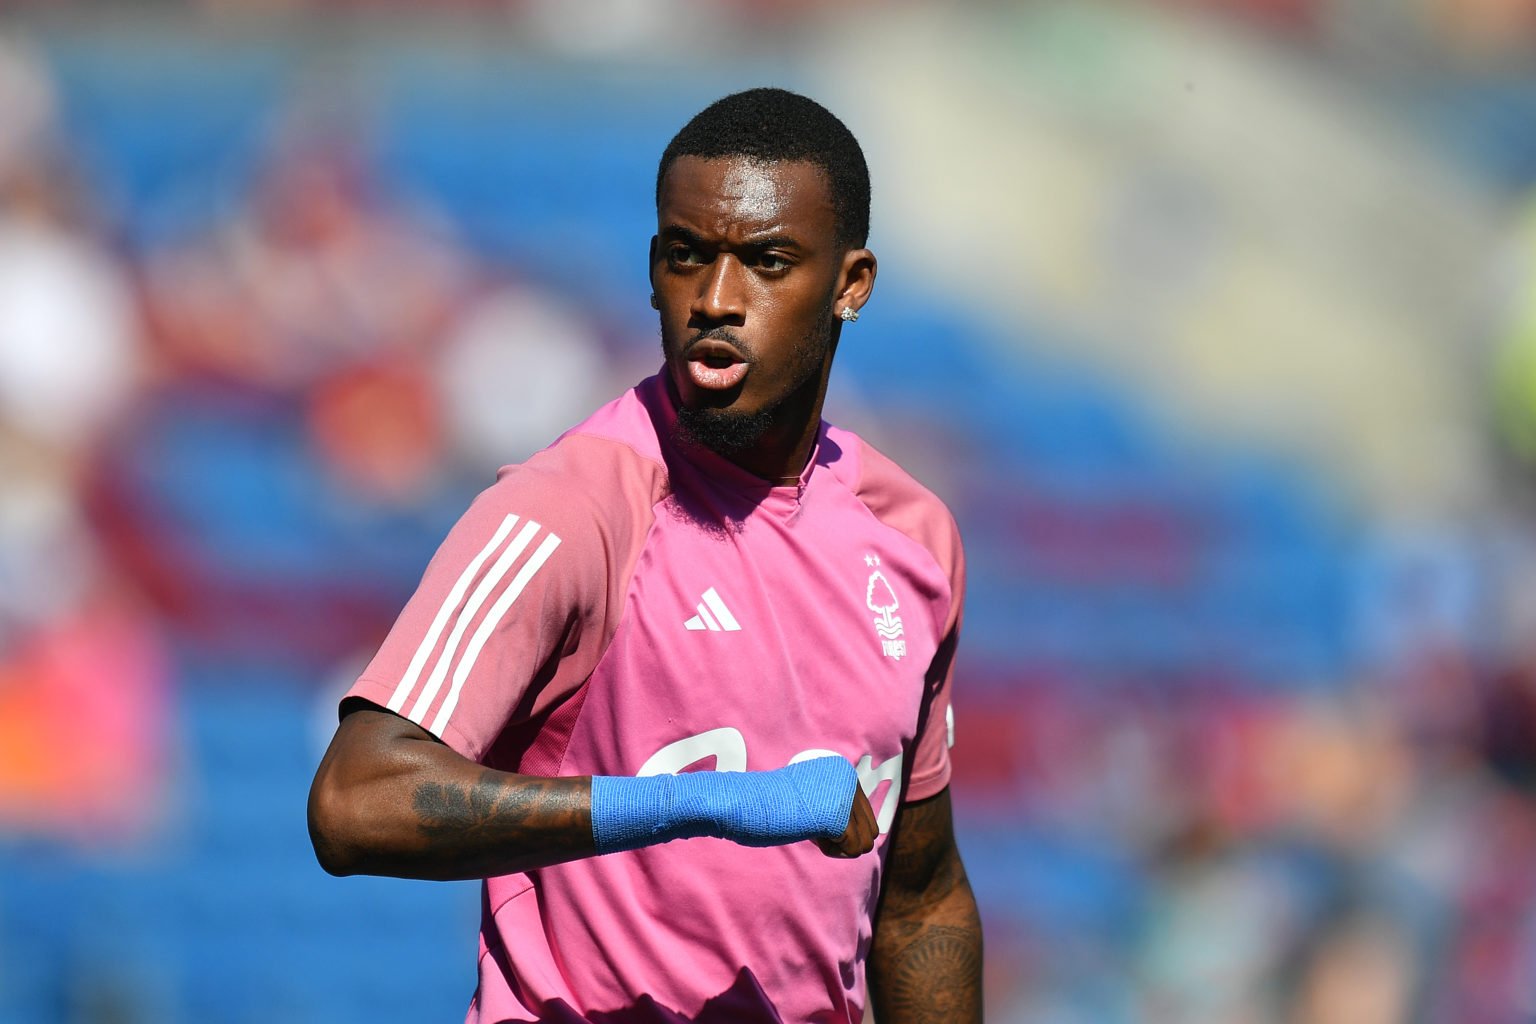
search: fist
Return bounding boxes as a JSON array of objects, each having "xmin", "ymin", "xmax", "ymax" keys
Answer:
[{"xmin": 815, "ymin": 784, "xmax": 876, "ymax": 859}]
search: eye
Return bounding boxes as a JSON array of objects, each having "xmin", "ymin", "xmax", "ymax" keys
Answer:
[
  {"xmin": 759, "ymin": 253, "xmax": 791, "ymax": 272},
  {"xmin": 668, "ymin": 244, "xmax": 703, "ymax": 267}
]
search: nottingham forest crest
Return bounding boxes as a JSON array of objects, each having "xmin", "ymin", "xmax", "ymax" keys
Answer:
[{"xmin": 863, "ymin": 554, "xmax": 906, "ymax": 660}]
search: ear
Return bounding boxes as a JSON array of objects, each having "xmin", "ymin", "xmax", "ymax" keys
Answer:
[
  {"xmin": 834, "ymin": 247, "xmax": 878, "ymax": 319},
  {"xmin": 648, "ymin": 234, "xmax": 660, "ymax": 290}
]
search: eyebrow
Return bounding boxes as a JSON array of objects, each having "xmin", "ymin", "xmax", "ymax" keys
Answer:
[
  {"xmin": 659, "ymin": 226, "xmax": 804, "ymax": 251},
  {"xmin": 742, "ymin": 235, "xmax": 802, "ymax": 251}
]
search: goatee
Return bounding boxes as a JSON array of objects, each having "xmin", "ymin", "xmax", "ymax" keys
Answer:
[{"xmin": 675, "ymin": 402, "xmax": 776, "ymax": 456}]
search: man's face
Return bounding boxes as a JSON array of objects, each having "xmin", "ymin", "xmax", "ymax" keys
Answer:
[{"xmin": 651, "ymin": 156, "xmax": 846, "ymax": 461}]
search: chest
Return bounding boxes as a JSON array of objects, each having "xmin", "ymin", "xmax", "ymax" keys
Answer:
[{"xmin": 574, "ymin": 493, "xmax": 947, "ymax": 805}]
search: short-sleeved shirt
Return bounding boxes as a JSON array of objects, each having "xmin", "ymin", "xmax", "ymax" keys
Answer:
[{"xmin": 346, "ymin": 373, "xmax": 964, "ymax": 1024}]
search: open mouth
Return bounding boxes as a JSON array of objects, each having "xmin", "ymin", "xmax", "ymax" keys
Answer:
[{"xmin": 685, "ymin": 339, "xmax": 750, "ymax": 391}]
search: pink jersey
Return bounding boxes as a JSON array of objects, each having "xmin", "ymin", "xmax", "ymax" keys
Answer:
[{"xmin": 346, "ymin": 373, "xmax": 964, "ymax": 1024}]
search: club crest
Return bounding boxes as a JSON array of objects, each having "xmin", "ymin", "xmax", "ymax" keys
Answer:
[{"xmin": 863, "ymin": 555, "xmax": 906, "ymax": 660}]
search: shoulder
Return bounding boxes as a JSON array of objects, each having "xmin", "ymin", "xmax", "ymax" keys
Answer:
[
  {"xmin": 473, "ymin": 386, "xmax": 671, "ymax": 549},
  {"xmin": 826, "ymin": 425, "xmax": 963, "ymax": 577}
]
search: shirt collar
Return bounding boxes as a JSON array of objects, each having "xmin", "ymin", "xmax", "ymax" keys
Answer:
[{"xmin": 640, "ymin": 372, "xmax": 824, "ymax": 511}]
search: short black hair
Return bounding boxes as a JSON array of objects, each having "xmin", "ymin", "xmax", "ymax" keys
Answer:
[{"xmin": 656, "ymin": 87, "xmax": 871, "ymax": 248}]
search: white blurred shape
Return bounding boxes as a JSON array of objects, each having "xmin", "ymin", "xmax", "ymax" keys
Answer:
[
  {"xmin": 0, "ymin": 221, "xmax": 141, "ymax": 449},
  {"xmin": 522, "ymin": 0, "xmax": 687, "ymax": 55},
  {"xmin": 438, "ymin": 288, "xmax": 609, "ymax": 465}
]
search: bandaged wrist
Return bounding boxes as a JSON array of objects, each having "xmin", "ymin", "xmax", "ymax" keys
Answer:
[{"xmin": 589, "ymin": 755, "xmax": 859, "ymax": 854}]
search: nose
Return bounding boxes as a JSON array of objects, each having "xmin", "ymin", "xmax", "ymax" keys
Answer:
[{"xmin": 690, "ymin": 254, "xmax": 747, "ymax": 326}]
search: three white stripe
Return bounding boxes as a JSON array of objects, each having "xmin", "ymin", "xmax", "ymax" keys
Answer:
[{"xmin": 386, "ymin": 513, "xmax": 561, "ymax": 733}]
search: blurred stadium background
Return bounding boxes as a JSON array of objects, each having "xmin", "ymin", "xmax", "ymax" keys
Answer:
[{"xmin": 3, "ymin": 0, "xmax": 1536, "ymax": 1020}]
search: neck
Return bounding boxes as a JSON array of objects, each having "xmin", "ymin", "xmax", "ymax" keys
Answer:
[
  {"xmin": 739, "ymin": 330, "xmax": 841, "ymax": 482},
  {"xmin": 730, "ymin": 419, "xmax": 820, "ymax": 484},
  {"xmin": 665, "ymin": 366, "xmax": 830, "ymax": 485}
]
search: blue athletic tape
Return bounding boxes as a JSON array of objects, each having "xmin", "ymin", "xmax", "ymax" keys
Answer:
[{"xmin": 590, "ymin": 755, "xmax": 860, "ymax": 854}]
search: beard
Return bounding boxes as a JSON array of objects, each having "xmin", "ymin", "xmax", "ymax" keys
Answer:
[
  {"xmin": 669, "ymin": 305, "xmax": 837, "ymax": 459},
  {"xmin": 675, "ymin": 401, "xmax": 777, "ymax": 457}
]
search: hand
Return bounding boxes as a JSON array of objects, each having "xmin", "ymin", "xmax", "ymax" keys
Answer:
[{"xmin": 815, "ymin": 783, "xmax": 876, "ymax": 858}]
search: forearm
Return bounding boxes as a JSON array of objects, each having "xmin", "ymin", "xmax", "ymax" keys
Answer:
[
  {"xmin": 868, "ymin": 788, "xmax": 983, "ymax": 1023},
  {"xmin": 308, "ymin": 708, "xmax": 595, "ymax": 880},
  {"xmin": 868, "ymin": 875, "xmax": 983, "ymax": 1023},
  {"xmin": 308, "ymin": 705, "xmax": 872, "ymax": 880}
]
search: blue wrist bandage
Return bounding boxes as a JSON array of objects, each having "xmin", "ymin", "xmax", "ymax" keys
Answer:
[{"xmin": 590, "ymin": 755, "xmax": 860, "ymax": 854}]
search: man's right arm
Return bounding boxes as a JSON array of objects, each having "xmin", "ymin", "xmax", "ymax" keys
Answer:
[
  {"xmin": 308, "ymin": 704, "xmax": 597, "ymax": 880},
  {"xmin": 307, "ymin": 702, "xmax": 877, "ymax": 880}
]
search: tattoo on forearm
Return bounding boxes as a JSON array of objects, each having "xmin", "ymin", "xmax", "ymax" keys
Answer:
[
  {"xmin": 414, "ymin": 774, "xmax": 530, "ymax": 839},
  {"xmin": 878, "ymin": 923, "xmax": 984, "ymax": 1024},
  {"xmin": 410, "ymin": 772, "xmax": 592, "ymax": 868},
  {"xmin": 871, "ymin": 789, "xmax": 984, "ymax": 1023}
]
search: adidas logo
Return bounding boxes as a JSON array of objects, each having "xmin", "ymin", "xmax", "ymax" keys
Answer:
[{"xmin": 684, "ymin": 587, "xmax": 741, "ymax": 632}]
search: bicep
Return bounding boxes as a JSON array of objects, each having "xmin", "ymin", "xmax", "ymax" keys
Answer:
[
  {"xmin": 309, "ymin": 703, "xmax": 462, "ymax": 857},
  {"xmin": 322, "ymin": 700, "xmax": 452, "ymax": 780}
]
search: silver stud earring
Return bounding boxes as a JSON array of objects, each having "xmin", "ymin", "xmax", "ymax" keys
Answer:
[
  {"xmin": 839, "ymin": 307, "xmax": 859, "ymax": 323},
  {"xmin": 650, "ymin": 293, "xmax": 660, "ymax": 310}
]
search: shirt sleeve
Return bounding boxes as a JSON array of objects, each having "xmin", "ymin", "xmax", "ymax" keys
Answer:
[
  {"xmin": 903, "ymin": 517, "xmax": 965, "ymax": 804},
  {"xmin": 344, "ymin": 457, "xmax": 620, "ymax": 763}
]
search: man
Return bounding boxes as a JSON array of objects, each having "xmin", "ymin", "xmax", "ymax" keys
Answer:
[{"xmin": 308, "ymin": 87, "xmax": 982, "ymax": 1023}]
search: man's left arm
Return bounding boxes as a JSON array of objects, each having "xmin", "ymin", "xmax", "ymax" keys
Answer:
[{"xmin": 868, "ymin": 786, "xmax": 983, "ymax": 1023}]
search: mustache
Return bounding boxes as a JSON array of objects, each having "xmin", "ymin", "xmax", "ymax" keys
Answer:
[{"xmin": 686, "ymin": 326, "xmax": 752, "ymax": 358}]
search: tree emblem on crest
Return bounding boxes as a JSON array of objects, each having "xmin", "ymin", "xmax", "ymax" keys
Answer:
[{"xmin": 866, "ymin": 571, "xmax": 904, "ymax": 641}]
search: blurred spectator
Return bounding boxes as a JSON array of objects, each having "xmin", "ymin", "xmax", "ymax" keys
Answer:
[
  {"xmin": 0, "ymin": 183, "xmax": 140, "ymax": 453},
  {"xmin": 142, "ymin": 122, "xmax": 470, "ymax": 398},
  {"xmin": 99, "ymin": 100, "xmax": 630, "ymax": 674},
  {"xmin": 0, "ymin": 37, "xmax": 139, "ymax": 458},
  {"xmin": 0, "ymin": 35, "xmax": 169, "ymax": 842}
]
